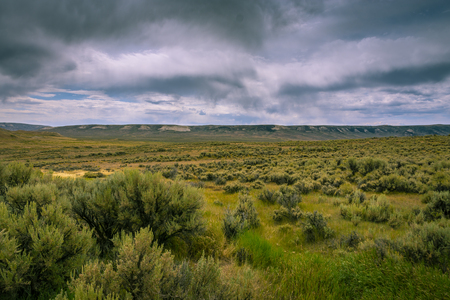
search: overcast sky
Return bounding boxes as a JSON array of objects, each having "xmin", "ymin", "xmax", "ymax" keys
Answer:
[{"xmin": 1, "ymin": 0, "xmax": 450, "ymax": 126}]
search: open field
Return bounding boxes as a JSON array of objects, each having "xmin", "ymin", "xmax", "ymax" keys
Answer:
[{"xmin": 1, "ymin": 129, "xmax": 450, "ymax": 299}]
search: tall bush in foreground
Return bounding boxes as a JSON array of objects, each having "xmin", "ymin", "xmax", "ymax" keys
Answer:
[
  {"xmin": 57, "ymin": 228, "xmax": 245, "ymax": 300},
  {"xmin": 70, "ymin": 169, "xmax": 205, "ymax": 256},
  {"xmin": 0, "ymin": 162, "xmax": 40, "ymax": 198},
  {"xmin": 0, "ymin": 202, "xmax": 94, "ymax": 299}
]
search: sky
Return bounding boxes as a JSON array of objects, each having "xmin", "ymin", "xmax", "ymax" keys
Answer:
[{"xmin": 1, "ymin": 0, "xmax": 450, "ymax": 126}]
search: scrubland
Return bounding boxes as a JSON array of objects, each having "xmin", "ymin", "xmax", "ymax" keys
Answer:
[{"xmin": 1, "ymin": 134, "xmax": 450, "ymax": 299}]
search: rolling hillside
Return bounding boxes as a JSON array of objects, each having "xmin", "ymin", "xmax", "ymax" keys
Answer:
[{"xmin": 1, "ymin": 123, "xmax": 450, "ymax": 142}]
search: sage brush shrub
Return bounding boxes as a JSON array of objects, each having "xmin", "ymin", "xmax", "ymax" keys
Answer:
[
  {"xmin": 0, "ymin": 202, "xmax": 94, "ymax": 299},
  {"xmin": 346, "ymin": 189, "xmax": 366, "ymax": 204},
  {"xmin": 422, "ymin": 191, "xmax": 450, "ymax": 220},
  {"xmin": 340, "ymin": 195, "xmax": 395, "ymax": 224},
  {"xmin": 257, "ymin": 188, "xmax": 281, "ymax": 204},
  {"xmin": 235, "ymin": 194, "xmax": 261, "ymax": 229},
  {"xmin": 302, "ymin": 211, "xmax": 334, "ymax": 242},
  {"xmin": 222, "ymin": 194, "xmax": 260, "ymax": 239},
  {"xmin": 273, "ymin": 185, "xmax": 303, "ymax": 222},
  {"xmin": 0, "ymin": 162, "xmax": 40, "ymax": 197},
  {"xmin": 396, "ymin": 223, "xmax": 450, "ymax": 271},
  {"xmin": 250, "ymin": 179, "xmax": 265, "ymax": 189},
  {"xmin": 70, "ymin": 169, "xmax": 205, "ymax": 256},
  {"xmin": 58, "ymin": 228, "xmax": 240, "ymax": 300},
  {"xmin": 4, "ymin": 183, "xmax": 59, "ymax": 214},
  {"xmin": 293, "ymin": 179, "xmax": 315, "ymax": 194},
  {"xmin": 321, "ymin": 184, "xmax": 340, "ymax": 196},
  {"xmin": 223, "ymin": 182, "xmax": 246, "ymax": 194},
  {"xmin": 214, "ymin": 176, "xmax": 227, "ymax": 185}
]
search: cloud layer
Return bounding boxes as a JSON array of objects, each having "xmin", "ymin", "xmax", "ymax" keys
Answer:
[{"xmin": 1, "ymin": 0, "xmax": 450, "ymax": 125}]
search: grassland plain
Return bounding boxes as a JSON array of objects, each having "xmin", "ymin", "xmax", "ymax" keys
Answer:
[{"xmin": 1, "ymin": 128, "xmax": 450, "ymax": 299}]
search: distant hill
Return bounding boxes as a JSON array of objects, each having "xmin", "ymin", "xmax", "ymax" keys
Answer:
[
  {"xmin": 0, "ymin": 123, "xmax": 49, "ymax": 131},
  {"xmin": 1, "ymin": 123, "xmax": 449, "ymax": 142},
  {"xmin": 0, "ymin": 128, "xmax": 62, "ymax": 140}
]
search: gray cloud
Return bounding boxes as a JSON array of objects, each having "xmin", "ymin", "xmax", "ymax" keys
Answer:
[{"xmin": 1, "ymin": 0, "xmax": 450, "ymax": 125}]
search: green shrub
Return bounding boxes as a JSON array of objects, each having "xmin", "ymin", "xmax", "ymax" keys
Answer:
[
  {"xmin": 347, "ymin": 157, "xmax": 358, "ymax": 175},
  {"xmin": 268, "ymin": 172, "xmax": 296, "ymax": 185},
  {"xmin": 331, "ymin": 231, "xmax": 364, "ymax": 249},
  {"xmin": 273, "ymin": 186, "xmax": 303, "ymax": 222},
  {"xmin": 365, "ymin": 195, "xmax": 394, "ymax": 223},
  {"xmin": 222, "ymin": 194, "xmax": 260, "ymax": 240},
  {"xmin": 257, "ymin": 188, "xmax": 280, "ymax": 204},
  {"xmin": 302, "ymin": 211, "xmax": 334, "ymax": 242},
  {"xmin": 346, "ymin": 189, "xmax": 366, "ymax": 204},
  {"xmin": 293, "ymin": 180, "xmax": 315, "ymax": 194},
  {"xmin": 83, "ymin": 171, "xmax": 105, "ymax": 178},
  {"xmin": 339, "ymin": 182, "xmax": 353, "ymax": 196},
  {"xmin": 396, "ymin": 223, "xmax": 450, "ymax": 271},
  {"xmin": 250, "ymin": 179, "xmax": 265, "ymax": 189},
  {"xmin": 0, "ymin": 162, "xmax": 40, "ymax": 197},
  {"xmin": 388, "ymin": 212, "xmax": 403, "ymax": 229},
  {"xmin": 222, "ymin": 209, "xmax": 246, "ymax": 240},
  {"xmin": 223, "ymin": 182, "xmax": 247, "ymax": 194},
  {"xmin": 0, "ymin": 202, "xmax": 94, "ymax": 299},
  {"xmin": 430, "ymin": 171, "xmax": 450, "ymax": 191},
  {"xmin": 358, "ymin": 157, "xmax": 388, "ymax": 176},
  {"xmin": 341, "ymin": 195, "xmax": 395, "ymax": 224},
  {"xmin": 70, "ymin": 170, "xmax": 205, "ymax": 256},
  {"xmin": 59, "ymin": 227, "xmax": 245, "ymax": 299},
  {"xmin": 321, "ymin": 184, "xmax": 340, "ymax": 196},
  {"xmin": 214, "ymin": 176, "xmax": 227, "ymax": 185},
  {"xmin": 423, "ymin": 191, "xmax": 450, "ymax": 220},
  {"xmin": 234, "ymin": 194, "xmax": 260, "ymax": 229}
]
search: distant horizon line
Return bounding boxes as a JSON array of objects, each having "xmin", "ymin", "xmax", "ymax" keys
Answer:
[{"xmin": 1, "ymin": 122, "xmax": 450, "ymax": 128}]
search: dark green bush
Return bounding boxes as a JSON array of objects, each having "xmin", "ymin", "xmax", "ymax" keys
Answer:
[
  {"xmin": 250, "ymin": 179, "xmax": 265, "ymax": 189},
  {"xmin": 0, "ymin": 202, "xmax": 94, "ymax": 299},
  {"xmin": 303, "ymin": 211, "xmax": 334, "ymax": 242},
  {"xmin": 214, "ymin": 176, "xmax": 227, "ymax": 185},
  {"xmin": 273, "ymin": 185, "xmax": 303, "ymax": 222},
  {"xmin": 257, "ymin": 188, "xmax": 280, "ymax": 204},
  {"xmin": 0, "ymin": 162, "xmax": 40, "ymax": 197},
  {"xmin": 358, "ymin": 157, "xmax": 388, "ymax": 176},
  {"xmin": 346, "ymin": 189, "xmax": 366, "ymax": 204},
  {"xmin": 70, "ymin": 169, "xmax": 205, "ymax": 256},
  {"xmin": 341, "ymin": 231, "xmax": 364, "ymax": 249},
  {"xmin": 321, "ymin": 184, "xmax": 340, "ymax": 196},
  {"xmin": 222, "ymin": 194, "xmax": 260, "ymax": 239},
  {"xmin": 341, "ymin": 195, "xmax": 395, "ymax": 224},
  {"xmin": 57, "ymin": 227, "xmax": 237, "ymax": 299},
  {"xmin": 223, "ymin": 182, "xmax": 247, "ymax": 194},
  {"xmin": 396, "ymin": 223, "xmax": 450, "ymax": 272},
  {"xmin": 82, "ymin": 171, "xmax": 105, "ymax": 178},
  {"xmin": 422, "ymin": 191, "xmax": 450, "ymax": 220},
  {"xmin": 4, "ymin": 183, "xmax": 59, "ymax": 214},
  {"xmin": 293, "ymin": 179, "xmax": 315, "ymax": 194}
]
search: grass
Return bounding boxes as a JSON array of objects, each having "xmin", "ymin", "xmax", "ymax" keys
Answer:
[{"xmin": 2, "ymin": 133, "xmax": 450, "ymax": 299}]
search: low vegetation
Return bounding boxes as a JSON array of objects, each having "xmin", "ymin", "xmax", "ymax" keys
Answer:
[{"xmin": 1, "ymin": 134, "xmax": 450, "ymax": 299}]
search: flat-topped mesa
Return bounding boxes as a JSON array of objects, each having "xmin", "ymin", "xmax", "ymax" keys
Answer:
[{"xmin": 158, "ymin": 125, "xmax": 191, "ymax": 132}]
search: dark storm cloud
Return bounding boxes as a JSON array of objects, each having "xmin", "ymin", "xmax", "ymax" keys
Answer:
[
  {"xmin": 0, "ymin": 0, "xmax": 321, "ymax": 48},
  {"xmin": 278, "ymin": 62, "xmax": 450, "ymax": 97},
  {"xmin": 1, "ymin": 0, "xmax": 450, "ymax": 125},
  {"xmin": 0, "ymin": 0, "xmax": 322, "ymax": 101},
  {"xmin": 367, "ymin": 63, "xmax": 450, "ymax": 86},
  {"xmin": 107, "ymin": 75, "xmax": 249, "ymax": 100},
  {"xmin": 324, "ymin": 0, "xmax": 450, "ymax": 40}
]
